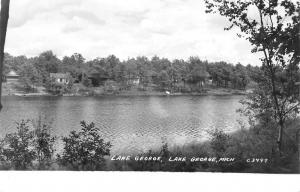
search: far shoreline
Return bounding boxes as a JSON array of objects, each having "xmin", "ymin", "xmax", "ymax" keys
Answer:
[{"xmin": 2, "ymin": 88, "xmax": 249, "ymax": 97}]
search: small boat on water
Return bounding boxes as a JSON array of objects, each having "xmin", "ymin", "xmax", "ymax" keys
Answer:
[
  {"xmin": 165, "ymin": 91, "xmax": 171, "ymax": 95},
  {"xmin": 13, "ymin": 93, "xmax": 49, "ymax": 97},
  {"xmin": 13, "ymin": 93, "xmax": 27, "ymax": 97}
]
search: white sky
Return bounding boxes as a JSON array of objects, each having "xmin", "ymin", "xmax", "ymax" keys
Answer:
[{"xmin": 5, "ymin": 0, "xmax": 261, "ymax": 65}]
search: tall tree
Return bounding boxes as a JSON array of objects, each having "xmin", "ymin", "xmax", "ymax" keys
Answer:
[
  {"xmin": 205, "ymin": 0, "xmax": 300, "ymax": 151},
  {"xmin": 0, "ymin": 0, "xmax": 10, "ymax": 111},
  {"xmin": 61, "ymin": 53, "xmax": 85, "ymax": 82}
]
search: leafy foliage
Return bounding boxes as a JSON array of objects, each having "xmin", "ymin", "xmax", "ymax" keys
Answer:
[
  {"xmin": 32, "ymin": 117, "xmax": 56, "ymax": 169},
  {"xmin": 1, "ymin": 120, "xmax": 36, "ymax": 170},
  {"xmin": 0, "ymin": 118, "xmax": 56, "ymax": 170},
  {"xmin": 57, "ymin": 121, "xmax": 112, "ymax": 170},
  {"xmin": 205, "ymin": 0, "xmax": 300, "ymax": 151}
]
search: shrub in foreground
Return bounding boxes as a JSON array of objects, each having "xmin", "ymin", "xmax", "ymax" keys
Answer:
[
  {"xmin": 57, "ymin": 121, "xmax": 112, "ymax": 171},
  {"xmin": 1, "ymin": 120, "xmax": 36, "ymax": 170},
  {"xmin": 32, "ymin": 117, "xmax": 56, "ymax": 169},
  {"xmin": 0, "ymin": 119, "xmax": 56, "ymax": 170}
]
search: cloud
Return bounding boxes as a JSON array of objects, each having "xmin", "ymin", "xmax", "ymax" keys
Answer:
[
  {"xmin": 62, "ymin": 10, "xmax": 106, "ymax": 25},
  {"xmin": 62, "ymin": 25, "xmax": 83, "ymax": 33},
  {"xmin": 5, "ymin": 0, "xmax": 261, "ymax": 65},
  {"xmin": 115, "ymin": 10, "xmax": 148, "ymax": 25}
]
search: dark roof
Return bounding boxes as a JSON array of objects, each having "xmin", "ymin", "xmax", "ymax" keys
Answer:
[
  {"xmin": 6, "ymin": 70, "xmax": 20, "ymax": 77},
  {"xmin": 50, "ymin": 73, "xmax": 69, "ymax": 79},
  {"xmin": 87, "ymin": 69, "xmax": 109, "ymax": 78}
]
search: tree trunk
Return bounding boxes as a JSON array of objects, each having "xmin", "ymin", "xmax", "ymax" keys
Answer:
[
  {"xmin": 0, "ymin": 0, "xmax": 10, "ymax": 112},
  {"xmin": 277, "ymin": 118, "xmax": 284, "ymax": 152},
  {"xmin": 269, "ymin": 68, "xmax": 285, "ymax": 152}
]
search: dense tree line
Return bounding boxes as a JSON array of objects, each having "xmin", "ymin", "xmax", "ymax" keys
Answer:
[{"xmin": 3, "ymin": 51, "xmax": 260, "ymax": 93}]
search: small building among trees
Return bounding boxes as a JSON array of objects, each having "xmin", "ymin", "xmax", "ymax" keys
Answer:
[
  {"xmin": 127, "ymin": 76, "xmax": 140, "ymax": 86},
  {"xmin": 4, "ymin": 70, "xmax": 20, "ymax": 83},
  {"xmin": 50, "ymin": 73, "xmax": 71, "ymax": 84}
]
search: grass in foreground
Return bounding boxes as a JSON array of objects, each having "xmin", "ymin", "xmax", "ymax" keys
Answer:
[{"xmin": 0, "ymin": 118, "xmax": 298, "ymax": 172}]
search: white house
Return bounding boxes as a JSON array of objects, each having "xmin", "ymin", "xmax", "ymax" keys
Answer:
[{"xmin": 50, "ymin": 73, "xmax": 70, "ymax": 84}]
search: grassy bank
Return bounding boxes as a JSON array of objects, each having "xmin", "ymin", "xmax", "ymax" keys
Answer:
[
  {"xmin": 0, "ymin": 118, "xmax": 298, "ymax": 172},
  {"xmin": 108, "ymin": 120, "xmax": 299, "ymax": 173}
]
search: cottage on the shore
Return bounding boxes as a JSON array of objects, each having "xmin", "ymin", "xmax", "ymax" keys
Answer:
[
  {"xmin": 50, "ymin": 73, "xmax": 71, "ymax": 84},
  {"xmin": 5, "ymin": 70, "xmax": 20, "ymax": 83},
  {"xmin": 205, "ymin": 72, "xmax": 213, "ymax": 86},
  {"xmin": 127, "ymin": 76, "xmax": 140, "ymax": 86}
]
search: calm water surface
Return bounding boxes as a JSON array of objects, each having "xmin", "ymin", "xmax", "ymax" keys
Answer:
[{"xmin": 0, "ymin": 95, "xmax": 246, "ymax": 153}]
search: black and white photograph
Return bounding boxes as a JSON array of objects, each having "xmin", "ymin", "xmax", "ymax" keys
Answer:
[{"xmin": 0, "ymin": 0, "xmax": 299, "ymax": 173}]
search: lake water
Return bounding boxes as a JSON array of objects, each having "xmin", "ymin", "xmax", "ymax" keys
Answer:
[{"xmin": 0, "ymin": 95, "xmax": 246, "ymax": 154}]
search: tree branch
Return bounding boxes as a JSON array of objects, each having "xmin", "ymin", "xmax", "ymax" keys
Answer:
[{"xmin": 283, "ymin": 103, "xmax": 300, "ymax": 120}]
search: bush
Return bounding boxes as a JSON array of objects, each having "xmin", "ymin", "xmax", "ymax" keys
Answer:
[
  {"xmin": 0, "ymin": 119, "xmax": 56, "ymax": 170},
  {"xmin": 1, "ymin": 120, "xmax": 36, "ymax": 170},
  {"xmin": 205, "ymin": 120, "xmax": 298, "ymax": 173},
  {"xmin": 209, "ymin": 129, "xmax": 230, "ymax": 155},
  {"xmin": 32, "ymin": 117, "xmax": 56, "ymax": 169},
  {"xmin": 82, "ymin": 76, "xmax": 92, "ymax": 87},
  {"xmin": 57, "ymin": 121, "xmax": 112, "ymax": 170},
  {"xmin": 45, "ymin": 79, "xmax": 73, "ymax": 95}
]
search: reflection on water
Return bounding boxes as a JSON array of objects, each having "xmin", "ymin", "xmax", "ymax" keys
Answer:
[{"xmin": 0, "ymin": 95, "xmax": 246, "ymax": 153}]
